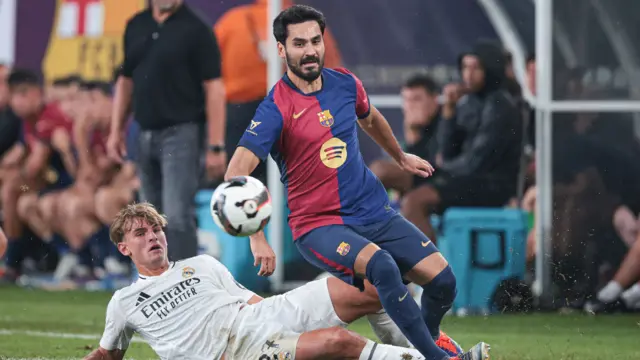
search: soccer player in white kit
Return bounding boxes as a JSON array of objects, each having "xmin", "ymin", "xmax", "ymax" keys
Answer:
[{"xmin": 83, "ymin": 203, "xmax": 437, "ymax": 360}]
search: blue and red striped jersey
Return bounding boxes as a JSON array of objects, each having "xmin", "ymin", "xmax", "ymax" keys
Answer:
[{"xmin": 238, "ymin": 68, "xmax": 394, "ymax": 239}]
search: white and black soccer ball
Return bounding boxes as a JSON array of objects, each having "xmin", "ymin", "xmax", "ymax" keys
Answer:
[{"xmin": 210, "ymin": 176, "xmax": 272, "ymax": 237}]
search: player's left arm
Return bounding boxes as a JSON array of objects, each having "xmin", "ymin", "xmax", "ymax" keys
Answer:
[
  {"xmin": 208, "ymin": 255, "xmax": 263, "ymax": 303},
  {"xmin": 89, "ymin": 296, "xmax": 133, "ymax": 360},
  {"xmin": 357, "ymin": 106, "xmax": 405, "ymax": 165},
  {"xmin": 350, "ymin": 72, "xmax": 434, "ymax": 177}
]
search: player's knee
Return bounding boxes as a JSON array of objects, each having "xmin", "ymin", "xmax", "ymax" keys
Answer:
[
  {"xmin": 423, "ymin": 265, "xmax": 457, "ymax": 304},
  {"xmin": 16, "ymin": 194, "xmax": 37, "ymax": 220},
  {"xmin": 38, "ymin": 196, "xmax": 57, "ymax": 223},
  {"xmin": 324, "ymin": 327, "xmax": 360, "ymax": 355},
  {"xmin": 365, "ymin": 249, "xmax": 401, "ymax": 286}
]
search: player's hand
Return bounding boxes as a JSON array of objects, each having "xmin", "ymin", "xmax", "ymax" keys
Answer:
[
  {"xmin": 399, "ymin": 152, "xmax": 435, "ymax": 178},
  {"xmin": 249, "ymin": 232, "xmax": 276, "ymax": 276},
  {"xmin": 106, "ymin": 132, "xmax": 127, "ymax": 164},
  {"xmin": 206, "ymin": 150, "xmax": 227, "ymax": 181},
  {"xmin": 442, "ymin": 83, "xmax": 465, "ymax": 109}
]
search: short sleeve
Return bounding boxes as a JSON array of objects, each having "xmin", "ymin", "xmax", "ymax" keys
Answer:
[
  {"xmin": 99, "ymin": 295, "xmax": 134, "ymax": 351},
  {"xmin": 35, "ymin": 105, "xmax": 72, "ymax": 143},
  {"xmin": 333, "ymin": 68, "xmax": 370, "ymax": 119},
  {"xmin": 237, "ymin": 99, "xmax": 284, "ymax": 161},
  {"xmin": 193, "ymin": 24, "xmax": 222, "ymax": 81},
  {"xmin": 353, "ymin": 74, "xmax": 371, "ymax": 119},
  {"xmin": 207, "ymin": 256, "xmax": 256, "ymax": 302}
]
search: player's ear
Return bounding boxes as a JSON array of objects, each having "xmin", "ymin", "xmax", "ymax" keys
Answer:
[
  {"xmin": 277, "ymin": 42, "xmax": 286, "ymax": 59},
  {"xmin": 117, "ymin": 242, "xmax": 131, "ymax": 257}
]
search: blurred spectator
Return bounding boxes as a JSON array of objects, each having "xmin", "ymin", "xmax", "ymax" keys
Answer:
[
  {"xmin": 370, "ymin": 74, "xmax": 440, "ymax": 194},
  {"xmin": 402, "ymin": 40, "xmax": 522, "ymax": 240},
  {"xmin": 108, "ymin": 0, "xmax": 225, "ymax": 260},
  {"xmin": 504, "ymin": 51, "xmax": 522, "ymax": 99},
  {"xmin": 214, "ymin": 0, "xmax": 342, "ymax": 184},
  {"xmin": 2, "ymin": 69, "xmax": 72, "ymax": 282},
  {"xmin": 0, "ymin": 64, "xmax": 22, "ymax": 158},
  {"xmin": 525, "ymin": 53, "xmax": 536, "ymax": 96},
  {"xmin": 45, "ymin": 74, "xmax": 82, "ymax": 104}
]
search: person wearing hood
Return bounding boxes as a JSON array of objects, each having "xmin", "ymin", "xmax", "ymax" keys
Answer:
[
  {"xmin": 402, "ymin": 40, "xmax": 523, "ymax": 240},
  {"xmin": 214, "ymin": 0, "xmax": 342, "ymax": 184}
]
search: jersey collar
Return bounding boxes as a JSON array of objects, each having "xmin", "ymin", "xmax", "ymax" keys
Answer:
[
  {"xmin": 138, "ymin": 261, "xmax": 176, "ymax": 280},
  {"xmin": 282, "ymin": 72, "xmax": 325, "ymax": 97}
]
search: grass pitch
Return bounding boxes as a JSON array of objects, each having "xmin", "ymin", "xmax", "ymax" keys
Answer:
[{"xmin": 0, "ymin": 287, "xmax": 638, "ymax": 359}]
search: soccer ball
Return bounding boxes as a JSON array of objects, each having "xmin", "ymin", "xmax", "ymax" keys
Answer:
[{"xmin": 210, "ymin": 176, "xmax": 272, "ymax": 237}]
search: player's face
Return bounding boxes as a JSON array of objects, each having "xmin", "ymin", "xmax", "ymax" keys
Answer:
[
  {"xmin": 461, "ymin": 55, "xmax": 485, "ymax": 92},
  {"xmin": 10, "ymin": 85, "xmax": 42, "ymax": 119},
  {"xmin": 152, "ymin": 0, "xmax": 181, "ymax": 12},
  {"xmin": 118, "ymin": 218, "xmax": 168, "ymax": 268},
  {"xmin": 401, "ymin": 87, "xmax": 438, "ymax": 123},
  {"xmin": 279, "ymin": 21, "xmax": 325, "ymax": 82}
]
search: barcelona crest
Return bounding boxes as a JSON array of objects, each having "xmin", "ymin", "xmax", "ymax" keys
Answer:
[
  {"xmin": 336, "ymin": 242, "xmax": 351, "ymax": 256},
  {"xmin": 317, "ymin": 110, "xmax": 334, "ymax": 128}
]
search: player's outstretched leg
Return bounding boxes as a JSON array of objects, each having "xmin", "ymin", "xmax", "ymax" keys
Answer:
[
  {"xmin": 368, "ymin": 215, "xmax": 462, "ymax": 354},
  {"xmin": 295, "ymin": 326, "xmax": 430, "ymax": 360},
  {"xmin": 296, "ymin": 226, "xmax": 451, "ymax": 360},
  {"xmin": 359, "ymin": 245, "xmax": 451, "ymax": 360}
]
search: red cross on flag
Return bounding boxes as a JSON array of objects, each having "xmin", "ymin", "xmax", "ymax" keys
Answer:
[{"xmin": 57, "ymin": 0, "xmax": 104, "ymax": 38}]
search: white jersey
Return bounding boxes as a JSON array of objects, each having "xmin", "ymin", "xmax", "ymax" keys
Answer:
[{"xmin": 99, "ymin": 255, "xmax": 255, "ymax": 360}]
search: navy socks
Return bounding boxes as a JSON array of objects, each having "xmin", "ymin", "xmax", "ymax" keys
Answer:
[
  {"xmin": 421, "ymin": 265, "xmax": 457, "ymax": 339},
  {"xmin": 366, "ymin": 250, "xmax": 450, "ymax": 360}
]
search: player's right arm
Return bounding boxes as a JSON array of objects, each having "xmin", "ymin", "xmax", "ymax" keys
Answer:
[
  {"xmin": 224, "ymin": 99, "xmax": 284, "ymax": 180},
  {"xmin": 224, "ymin": 99, "xmax": 284, "ymax": 277},
  {"xmin": 85, "ymin": 295, "xmax": 133, "ymax": 360}
]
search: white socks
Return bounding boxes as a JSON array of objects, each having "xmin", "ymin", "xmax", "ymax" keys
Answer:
[
  {"xmin": 621, "ymin": 283, "xmax": 640, "ymax": 308},
  {"xmin": 598, "ymin": 281, "xmax": 640, "ymax": 308},
  {"xmin": 367, "ymin": 309, "xmax": 414, "ymax": 348},
  {"xmin": 597, "ymin": 281, "xmax": 623, "ymax": 303},
  {"xmin": 359, "ymin": 339, "xmax": 426, "ymax": 360}
]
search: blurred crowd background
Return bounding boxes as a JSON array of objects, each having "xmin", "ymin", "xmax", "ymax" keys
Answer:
[{"xmin": 1, "ymin": 0, "xmax": 640, "ymax": 314}]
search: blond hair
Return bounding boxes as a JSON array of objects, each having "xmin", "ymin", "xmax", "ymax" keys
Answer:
[{"xmin": 109, "ymin": 202, "xmax": 168, "ymax": 245}]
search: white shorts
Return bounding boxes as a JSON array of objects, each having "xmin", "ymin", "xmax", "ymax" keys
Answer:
[{"xmin": 224, "ymin": 278, "xmax": 347, "ymax": 360}]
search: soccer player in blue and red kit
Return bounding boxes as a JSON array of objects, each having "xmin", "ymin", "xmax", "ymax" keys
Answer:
[{"xmin": 226, "ymin": 5, "xmax": 489, "ymax": 360}]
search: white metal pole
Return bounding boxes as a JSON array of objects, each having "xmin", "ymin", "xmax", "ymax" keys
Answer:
[
  {"xmin": 534, "ymin": 0, "xmax": 554, "ymax": 304},
  {"xmin": 266, "ymin": 0, "xmax": 284, "ymax": 292}
]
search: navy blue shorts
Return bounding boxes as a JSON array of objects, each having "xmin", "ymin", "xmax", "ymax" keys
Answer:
[{"xmin": 295, "ymin": 214, "xmax": 439, "ymax": 291}]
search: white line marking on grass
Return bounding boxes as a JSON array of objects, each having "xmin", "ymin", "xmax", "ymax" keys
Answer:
[{"xmin": 0, "ymin": 328, "xmax": 146, "ymax": 343}]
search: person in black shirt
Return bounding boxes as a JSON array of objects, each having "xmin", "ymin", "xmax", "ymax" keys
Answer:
[
  {"xmin": 0, "ymin": 64, "xmax": 21, "ymax": 158},
  {"xmin": 369, "ymin": 74, "xmax": 441, "ymax": 194},
  {"xmin": 402, "ymin": 41, "xmax": 522, "ymax": 241},
  {"xmin": 107, "ymin": 0, "xmax": 225, "ymax": 260}
]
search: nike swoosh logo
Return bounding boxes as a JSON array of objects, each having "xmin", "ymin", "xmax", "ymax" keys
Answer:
[
  {"xmin": 421, "ymin": 240, "xmax": 431, "ymax": 247},
  {"xmin": 293, "ymin": 108, "xmax": 308, "ymax": 119},
  {"xmin": 399, "ymin": 292, "xmax": 409, "ymax": 302}
]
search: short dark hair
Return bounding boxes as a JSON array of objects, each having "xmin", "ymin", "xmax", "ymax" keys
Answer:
[
  {"xmin": 273, "ymin": 4, "xmax": 326, "ymax": 44},
  {"xmin": 82, "ymin": 80, "xmax": 112, "ymax": 97},
  {"xmin": 7, "ymin": 69, "xmax": 41, "ymax": 90},
  {"xmin": 403, "ymin": 74, "xmax": 439, "ymax": 95},
  {"xmin": 52, "ymin": 74, "xmax": 84, "ymax": 87},
  {"xmin": 66, "ymin": 74, "xmax": 84, "ymax": 86}
]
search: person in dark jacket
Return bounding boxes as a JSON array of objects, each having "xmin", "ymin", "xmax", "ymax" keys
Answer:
[{"xmin": 402, "ymin": 40, "xmax": 522, "ymax": 240}]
